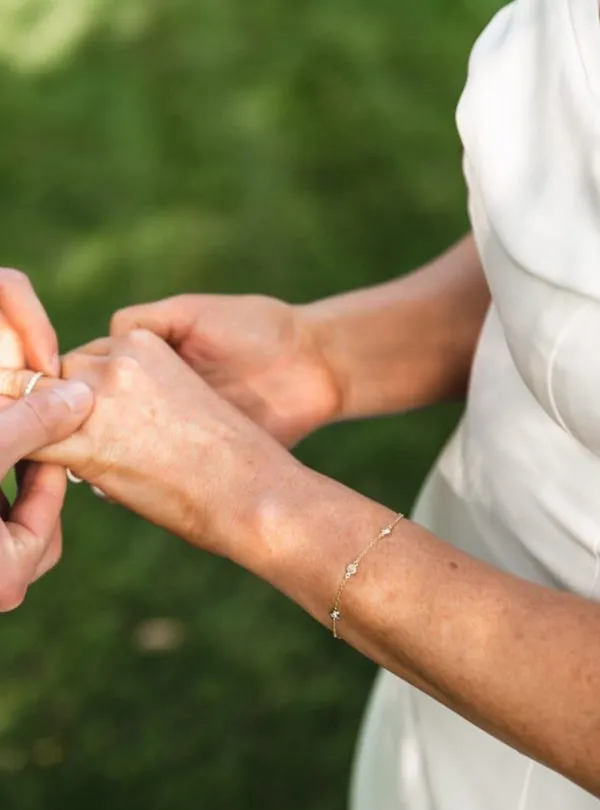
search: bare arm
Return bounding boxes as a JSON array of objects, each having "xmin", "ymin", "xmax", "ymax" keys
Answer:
[
  {"xmin": 108, "ymin": 234, "xmax": 489, "ymax": 446},
  {"xmin": 9, "ymin": 264, "xmax": 598, "ymax": 793},
  {"xmin": 229, "ymin": 467, "xmax": 600, "ymax": 798},
  {"xmin": 305, "ymin": 233, "xmax": 490, "ymax": 420}
]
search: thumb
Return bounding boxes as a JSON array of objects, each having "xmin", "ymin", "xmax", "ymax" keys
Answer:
[{"xmin": 0, "ymin": 381, "xmax": 93, "ymax": 477}]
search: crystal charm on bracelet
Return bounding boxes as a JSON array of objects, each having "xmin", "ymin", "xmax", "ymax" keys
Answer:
[{"xmin": 329, "ymin": 513, "xmax": 405, "ymax": 640}]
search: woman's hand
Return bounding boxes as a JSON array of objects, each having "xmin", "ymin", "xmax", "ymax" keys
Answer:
[
  {"xmin": 110, "ymin": 295, "xmax": 342, "ymax": 447},
  {"xmin": 110, "ymin": 240, "xmax": 491, "ymax": 435},
  {"xmin": 1, "ymin": 330, "xmax": 296, "ymax": 557}
]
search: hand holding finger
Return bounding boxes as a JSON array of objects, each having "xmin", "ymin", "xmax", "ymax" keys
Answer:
[
  {"xmin": 0, "ymin": 380, "xmax": 93, "ymax": 477},
  {"xmin": 0, "ymin": 331, "xmax": 287, "ymax": 561},
  {"xmin": 0, "ymin": 382, "xmax": 93, "ymax": 611},
  {"xmin": 0, "ymin": 270, "xmax": 73, "ymax": 611}
]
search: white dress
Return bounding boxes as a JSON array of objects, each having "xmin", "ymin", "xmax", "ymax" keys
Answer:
[{"xmin": 350, "ymin": 1, "xmax": 600, "ymax": 808}]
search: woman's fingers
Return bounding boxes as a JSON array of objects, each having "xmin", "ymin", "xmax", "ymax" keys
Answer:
[
  {"xmin": 26, "ymin": 432, "xmax": 91, "ymax": 472},
  {"xmin": 0, "ymin": 368, "xmax": 47, "ymax": 398},
  {"xmin": 0, "ymin": 364, "xmax": 102, "ymax": 474},
  {"xmin": 0, "ymin": 357, "xmax": 106, "ymax": 399},
  {"xmin": 68, "ymin": 338, "xmax": 110, "ymax": 357},
  {"xmin": 110, "ymin": 296, "xmax": 198, "ymax": 344},
  {"xmin": 0, "ymin": 381, "xmax": 93, "ymax": 478}
]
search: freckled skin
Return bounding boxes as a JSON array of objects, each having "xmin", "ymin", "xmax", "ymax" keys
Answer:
[{"xmin": 24, "ymin": 330, "xmax": 291, "ymax": 557}]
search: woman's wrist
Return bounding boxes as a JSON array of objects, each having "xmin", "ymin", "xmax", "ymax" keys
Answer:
[
  {"xmin": 290, "ymin": 300, "xmax": 347, "ymax": 427},
  {"xmin": 229, "ymin": 455, "xmax": 396, "ymax": 625},
  {"xmin": 177, "ymin": 422, "xmax": 312, "ymax": 568},
  {"xmin": 297, "ymin": 236, "xmax": 490, "ymax": 422},
  {"xmin": 299, "ymin": 285, "xmax": 433, "ymax": 421},
  {"xmin": 297, "ymin": 297, "xmax": 356, "ymax": 424}
]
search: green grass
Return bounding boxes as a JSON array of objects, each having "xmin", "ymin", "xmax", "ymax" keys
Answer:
[{"xmin": 0, "ymin": 1, "xmax": 500, "ymax": 808}]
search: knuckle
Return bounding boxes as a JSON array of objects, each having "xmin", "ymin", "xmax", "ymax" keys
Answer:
[
  {"xmin": 60, "ymin": 355, "xmax": 75, "ymax": 379},
  {"xmin": 60, "ymin": 352, "xmax": 85, "ymax": 380},
  {"xmin": 110, "ymin": 355, "xmax": 141, "ymax": 389},
  {"xmin": 128, "ymin": 328, "xmax": 156, "ymax": 350},
  {"xmin": 110, "ymin": 308, "xmax": 131, "ymax": 335}
]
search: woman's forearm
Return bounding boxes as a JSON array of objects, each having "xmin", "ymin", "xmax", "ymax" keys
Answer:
[
  {"xmin": 303, "ymin": 234, "xmax": 490, "ymax": 420},
  {"xmin": 233, "ymin": 464, "xmax": 600, "ymax": 797}
]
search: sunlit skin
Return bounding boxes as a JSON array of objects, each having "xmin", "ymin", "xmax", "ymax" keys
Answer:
[
  {"xmin": 0, "ymin": 269, "xmax": 94, "ymax": 610},
  {"xmin": 0, "ymin": 236, "xmax": 598, "ymax": 795}
]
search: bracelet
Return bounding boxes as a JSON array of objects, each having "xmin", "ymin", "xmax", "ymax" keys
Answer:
[{"xmin": 329, "ymin": 512, "xmax": 405, "ymax": 639}]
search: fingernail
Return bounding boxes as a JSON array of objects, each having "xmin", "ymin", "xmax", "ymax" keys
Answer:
[{"xmin": 53, "ymin": 381, "xmax": 93, "ymax": 414}]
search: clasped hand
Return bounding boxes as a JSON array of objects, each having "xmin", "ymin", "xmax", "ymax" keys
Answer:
[{"xmin": 0, "ymin": 279, "xmax": 338, "ymax": 612}]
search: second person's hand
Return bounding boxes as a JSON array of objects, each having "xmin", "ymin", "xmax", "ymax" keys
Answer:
[
  {"xmin": 0, "ymin": 379, "xmax": 93, "ymax": 611},
  {"xmin": 110, "ymin": 295, "xmax": 342, "ymax": 447}
]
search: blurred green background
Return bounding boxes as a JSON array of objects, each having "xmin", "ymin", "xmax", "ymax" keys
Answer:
[{"xmin": 0, "ymin": 1, "xmax": 500, "ymax": 808}]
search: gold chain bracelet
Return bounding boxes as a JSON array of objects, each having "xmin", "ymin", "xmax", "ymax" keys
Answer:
[{"xmin": 329, "ymin": 513, "xmax": 405, "ymax": 639}]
